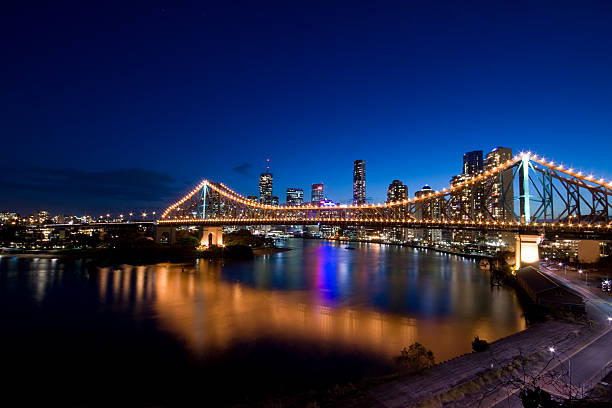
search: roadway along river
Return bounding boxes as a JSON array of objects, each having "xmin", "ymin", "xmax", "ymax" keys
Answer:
[{"xmin": 0, "ymin": 239, "xmax": 525, "ymax": 405}]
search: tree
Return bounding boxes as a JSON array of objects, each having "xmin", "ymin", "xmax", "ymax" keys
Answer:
[
  {"xmin": 472, "ymin": 336, "xmax": 489, "ymax": 352},
  {"xmin": 394, "ymin": 342, "xmax": 435, "ymax": 375},
  {"xmin": 519, "ymin": 387, "xmax": 559, "ymax": 408},
  {"xmin": 175, "ymin": 230, "xmax": 199, "ymax": 248}
]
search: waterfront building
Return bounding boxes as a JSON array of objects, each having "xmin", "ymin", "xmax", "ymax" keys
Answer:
[
  {"xmin": 286, "ymin": 188, "xmax": 304, "ymax": 206},
  {"xmin": 311, "ymin": 183, "xmax": 324, "ymax": 204},
  {"xmin": 35, "ymin": 210, "xmax": 50, "ymax": 225},
  {"xmin": 0, "ymin": 212, "xmax": 19, "ymax": 225},
  {"xmin": 386, "ymin": 180, "xmax": 408, "ymax": 203},
  {"xmin": 353, "ymin": 160, "xmax": 366, "ymax": 204}
]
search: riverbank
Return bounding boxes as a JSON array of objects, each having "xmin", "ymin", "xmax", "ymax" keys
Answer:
[
  {"xmin": 0, "ymin": 244, "xmax": 290, "ymax": 264},
  {"xmin": 253, "ymin": 247, "xmax": 292, "ymax": 255},
  {"xmin": 303, "ymin": 236, "xmax": 493, "ymax": 261},
  {"xmin": 258, "ymin": 318, "xmax": 600, "ymax": 408}
]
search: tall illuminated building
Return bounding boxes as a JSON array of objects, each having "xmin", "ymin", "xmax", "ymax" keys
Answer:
[
  {"xmin": 485, "ymin": 147, "xmax": 514, "ymax": 221},
  {"xmin": 463, "ymin": 150, "xmax": 483, "ymax": 175},
  {"xmin": 311, "ymin": 183, "xmax": 324, "ymax": 204},
  {"xmin": 386, "ymin": 180, "xmax": 408, "ymax": 203},
  {"xmin": 353, "ymin": 160, "xmax": 366, "ymax": 204},
  {"xmin": 414, "ymin": 185, "xmax": 440, "ymax": 242},
  {"xmin": 286, "ymin": 188, "xmax": 304, "ymax": 206},
  {"xmin": 259, "ymin": 158, "xmax": 273, "ymax": 204}
]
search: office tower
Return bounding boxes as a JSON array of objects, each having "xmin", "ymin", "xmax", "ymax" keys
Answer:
[
  {"xmin": 386, "ymin": 180, "xmax": 408, "ymax": 203},
  {"xmin": 353, "ymin": 160, "xmax": 366, "ymax": 204},
  {"xmin": 463, "ymin": 150, "xmax": 483, "ymax": 175},
  {"xmin": 286, "ymin": 188, "xmax": 304, "ymax": 206},
  {"xmin": 414, "ymin": 185, "xmax": 440, "ymax": 242},
  {"xmin": 270, "ymin": 196, "xmax": 279, "ymax": 206},
  {"xmin": 484, "ymin": 147, "xmax": 514, "ymax": 221},
  {"xmin": 259, "ymin": 159, "xmax": 273, "ymax": 204},
  {"xmin": 247, "ymin": 196, "xmax": 258, "ymax": 202},
  {"xmin": 311, "ymin": 183, "xmax": 324, "ymax": 204}
]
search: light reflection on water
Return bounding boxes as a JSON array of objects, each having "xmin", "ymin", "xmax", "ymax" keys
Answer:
[
  {"xmin": 88, "ymin": 239, "xmax": 525, "ymax": 362},
  {"xmin": 0, "ymin": 239, "xmax": 526, "ymax": 403}
]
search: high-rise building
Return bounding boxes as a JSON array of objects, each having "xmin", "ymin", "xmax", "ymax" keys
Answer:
[
  {"xmin": 311, "ymin": 183, "xmax": 324, "ymax": 204},
  {"xmin": 386, "ymin": 180, "xmax": 408, "ymax": 203},
  {"xmin": 286, "ymin": 188, "xmax": 304, "ymax": 206},
  {"xmin": 259, "ymin": 159, "xmax": 273, "ymax": 204},
  {"xmin": 353, "ymin": 160, "xmax": 366, "ymax": 204},
  {"xmin": 414, "ymin": 185, "xmax": 440, "ymax": 242},
  {"xmin": 463, "ymin": 150, "xmax": 483, "ymax": 175},
  {"xmin": 35, "ymin": 210, "xmax": 50, "ymax": 225},
  {"xmin": 484, "ymin": 147, "xmax": 514, "ymax": 221},
  {"xmin": 247, "ymin": 196, "xmax": 258, "ymax": 202}
]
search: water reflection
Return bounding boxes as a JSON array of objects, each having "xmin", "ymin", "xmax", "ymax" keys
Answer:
[{"xmin": 89, "ymin": 239, "xmax": 525, "ymax": 362}]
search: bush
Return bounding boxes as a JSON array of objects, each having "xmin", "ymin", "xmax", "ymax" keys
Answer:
[
  {"xmin": 394, "ymin": 342, "xmax": 435, "ymax": 375},
  {"xmin": 472, "ymin": 336, "xmax": 489, "ymax": 352}
]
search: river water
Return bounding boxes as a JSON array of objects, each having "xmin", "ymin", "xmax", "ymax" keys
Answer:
[{"xmin": 0, "ymin": 239, "xmax": 525, "ymax": 405}]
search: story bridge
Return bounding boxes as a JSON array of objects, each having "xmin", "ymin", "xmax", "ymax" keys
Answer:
[{"xmin": 156, "ymin": 153, "xmax": 612, "ymax": 268}]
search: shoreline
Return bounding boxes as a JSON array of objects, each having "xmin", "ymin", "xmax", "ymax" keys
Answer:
[{"xmin": 302, "ymin": 236, "xmax": 493, "ymax": 260}]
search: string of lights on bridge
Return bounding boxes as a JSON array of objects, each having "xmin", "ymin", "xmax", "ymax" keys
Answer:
[{"xmin": 159, "ymin": 152, "xmax": 612, "ymax": 228}]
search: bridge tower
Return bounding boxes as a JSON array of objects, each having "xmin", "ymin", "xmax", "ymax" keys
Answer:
[
  {"xmin": 514, "ymin": 234, "xmax": 541, "ymax": 271},
  {"xmin": 198, "ymin": 226, "xmax": 223, "ymax": 247},
  {"xmin": 154, "ymin": 225, "xmax": 177, "ymax": 244}
]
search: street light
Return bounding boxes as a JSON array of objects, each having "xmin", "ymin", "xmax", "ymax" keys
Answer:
[{"xmin": 578, "ymin": 269, "xmax": 587, "ymax": 284}]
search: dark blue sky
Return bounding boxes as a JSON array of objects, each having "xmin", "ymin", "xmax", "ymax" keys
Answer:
[{"xmin": 2, "ymin": 1, "xmax": 612, "ymax": 215}]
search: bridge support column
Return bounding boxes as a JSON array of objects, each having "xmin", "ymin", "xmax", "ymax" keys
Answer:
[
  {"xmin": 514, "ymin": 234, "xmax": 540, "ymax": 272},
  {"xmin": 154, "ymin": 225, "xmax": 177, "ymax": 244},
  {"xmin": 198, "ymin": 226, "xmax": 223, "ymax": 248}
]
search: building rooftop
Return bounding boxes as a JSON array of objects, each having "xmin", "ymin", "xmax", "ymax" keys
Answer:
[{"xmin": 516, "ymin": 266, "xmax": 560, "ymax": 293}]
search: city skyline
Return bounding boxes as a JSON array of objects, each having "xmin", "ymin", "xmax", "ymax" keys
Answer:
[{"xmin": 2, "ymin": 3, "xmax": 612, "ymax": 214}]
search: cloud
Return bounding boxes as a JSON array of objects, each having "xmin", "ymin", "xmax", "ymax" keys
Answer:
[
  {"xmin": 0, "ymin": 166, "xmax": 180, "ymax": 214},
  {"xmin": 232, "ymin": 162, "xmax": 253, "ymax": 176}
]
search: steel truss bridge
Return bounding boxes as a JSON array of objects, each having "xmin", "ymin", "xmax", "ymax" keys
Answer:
[{"xmin": 158, "ymin": 153, "xmax": 612, "ymax": 239}]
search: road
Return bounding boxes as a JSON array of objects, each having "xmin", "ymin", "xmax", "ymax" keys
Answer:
[{"xmin": 490, "ymin": 263, "xmax": 612, "ymax": 407}]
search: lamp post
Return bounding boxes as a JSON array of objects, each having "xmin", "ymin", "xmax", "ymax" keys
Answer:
[{"xmin": 578, "ymin": 269, "xmax": 587, "ymax": 284}]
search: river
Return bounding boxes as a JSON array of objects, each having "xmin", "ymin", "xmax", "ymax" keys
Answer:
[{"xmin": 0, "ymin": 239, "xmax": 525, "ymax": 405}]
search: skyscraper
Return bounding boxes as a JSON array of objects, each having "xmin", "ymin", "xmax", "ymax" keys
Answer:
[
  {"xmin": 484, "ymin": 147, "xmax": 514, "ymax": 221},
  {"xmin": 286, "ymin": 188, "xmax": 304, "ymax": 206},
  {"xmin": 259, "ymin": 159, "xmax": 273, "ymax": 204},
  {"xmin": 386, "ymin": 180, "xmax": 408, "ymax": 203},
  {"xmin": 414, "ymin": 185, "xmax": 440, "ymax": 242},
  {"xmin": 463, "ymin": 150, "xmax": 483, "ymax": 175},
  {"xmin": 311, "ymin": 183, "xmax": 324, "ymax": 204},
  {"xmin": 353, "ymin": 160, "xmax": 366, "ymax": 204}
]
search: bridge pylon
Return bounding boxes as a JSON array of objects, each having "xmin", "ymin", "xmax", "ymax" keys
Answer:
[
  {"xmin": 198, "ymin": 226, "xmax": 223, "ymax": 248},
  {"xmin": 514, "ymin": 234, "xmax": 541, "ymax": 272}
]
